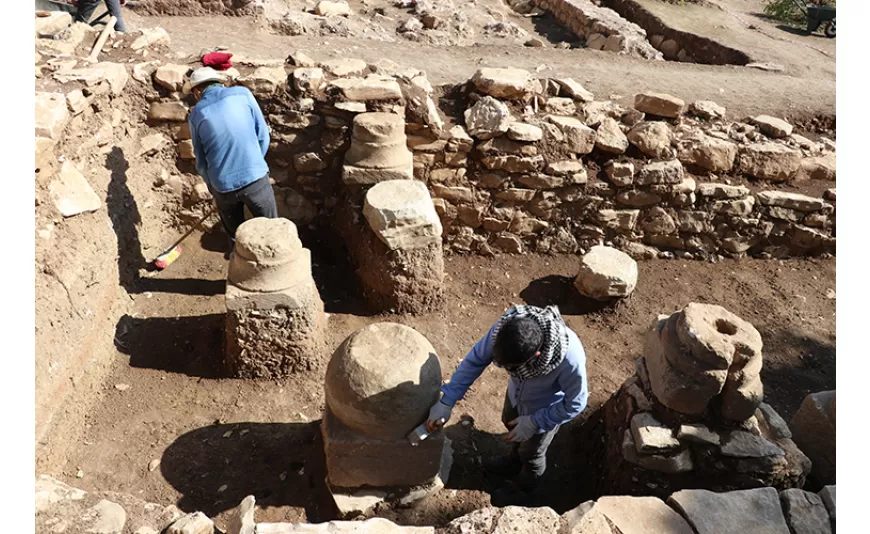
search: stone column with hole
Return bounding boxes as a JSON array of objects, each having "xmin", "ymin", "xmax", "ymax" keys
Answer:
[
  {"xmin": 322, "ymin": 323, "xmax": 452, "ymax": 517},
  {"xmin": 582, "ymin": 302, "xmax": 811, "ymax": 498},
  {"xmin": 225, "ymin": 217, "xmax": 325, "ymax": 378}
]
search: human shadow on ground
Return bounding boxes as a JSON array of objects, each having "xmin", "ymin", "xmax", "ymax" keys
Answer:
[
  {"xmin": 105, "ymin": 148, "xmax": 226, "ymax": 297},
  {"xmin": 757, "ymin": 326, "xmax": 836, "ymax": 420},
  {"xmin": 106, "ymin": 147, "xmax": 145, "ymax": 294},
  {"xmin": 520, "ymin": 275, "xmax": 619, "ymax": 316},
  {"xmin": 160, "ymin": 421, "xmax": 336, "ymax": 521},
  {"xmin": 114, "ymin": 313, "xmax": 227, "ymax": 378}
]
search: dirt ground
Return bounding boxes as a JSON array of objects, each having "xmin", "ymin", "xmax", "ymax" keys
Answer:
[{"xmin": 39, "ymin": 218, "xmax": 835, "ymax": 528}]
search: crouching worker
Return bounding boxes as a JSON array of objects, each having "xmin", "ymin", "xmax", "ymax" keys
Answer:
[{"xmin": 427, "ymin": 305, "xmax": 588, "ymax": 506}]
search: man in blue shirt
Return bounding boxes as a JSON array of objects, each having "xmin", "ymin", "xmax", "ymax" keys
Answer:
[
  {"xmin": 186, "ymin": 67, "xmax": 278, "ymax": 254},
  {"xmin": 427, "ymin": 305, "xmax": 588, "ymax": 506}
]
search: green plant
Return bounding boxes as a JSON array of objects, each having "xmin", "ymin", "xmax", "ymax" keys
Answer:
[{"xmin": 763, "ymin": 0, "xmax": 836, "ymax": 26}]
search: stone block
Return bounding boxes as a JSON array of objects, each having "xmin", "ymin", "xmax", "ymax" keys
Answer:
[
  {"xmin": 596, "ymin": 117, "xmax": 629, "ymax": 154},
  {"xmin": 752, "ymin": 115, "xmax": 793, "ymax": 138},
  {"xmin": 316, "ymin": 1, "xmax": 352, "ymax": 17},
  {"xmin": 322, "ymin": 407, "xmax": 447, "ymax": 488},
  {"xmin": 49, "ymin": 161, "xmax": 101, "ymax": 218},
  {"xmin": 36, "ymin": 92, "xmax": 70, "ymax": 140},
  {"xmin": 634, "ymin": 92, "xmax": 685, "ymax": 118},
  {"xmin": 739, "ymin": 143, "xmax": 801, "ymax": 181},
  {"xmin": 555, "ymin": 78, "xmax": 595, "ymax": 102},
  {"xmin": 228, "ymin": 218, "xmax": 310, "ymax": 293},
  {"xmin": 677, "ymin": 135, "xmax": 737, "ymax": 172},
  {"xmin": 605, "ymin": 161, "xmax": 635, "ymax": 187},
  {"xmin": 471, "ymin": 67, "xmax": 542, "ymax": 99},
  {"xmin": 721, "ymin": 431, "xmax": 784, "ymax": 458},
  {"xmin": 575, "ymin": 245, "xmax": 638, "ymax": 300},
  {"xmin": 668, "ymin": 488, "xmax": 790, "ymax": 534},
  {"xmin": 790, "ymin": 390, "xmax": 836, "ymax": 485},
  {"xmin": 756, "ymin": 191, "xmax": 829, "ymax": 212},
  {"xmin": 130, "ymin": 27, "xmax": 171, "ymax": 50},
  {"xmin": 177, "ymin": 140, "xmax": 195, "ymax": 160},
  {"xmin": 630, "ymin": 412, "xmax": 680, "ymax": 452},
  {"xmin": 226, "ymin": 495, "xmax": 255, "ymax": 534},
  {"xmin": 622, "ymin": 429, "xmax": 693, "ymax": 474},
  {"xmin": 363, "ymin": 180, "xmax": 443, "ymax": 250},
  {"xmin": 507, "ymin": 122, "xmax": 543, "ymax": 142},
  {"xmin": 239, "ymin": 66, "xmax": 288, "ymax": 95},
  {"xmin": 464, "ymin": 96, "xmax": 512, "ymax": 140},
  {"xmin": 689, "ymin": 100, "xmax": 726, "ymax": 120},
  {"xmin": 628, "ymin": 121, "xmax": 672, "ymax": 158},
  {"xmin": 66, "ymin": 90, "xmax": 88, "ymax": 116},
  {"xmin": 819, "ymin": 486, "xmax": 835, "ymax": 529},
  {"xmin": 343, "ymin": 163, "xmax": 413, "ymax": 185},
  {"xmin": 591, "ymin": 495, "xmax": 695, "ymax": 534},
  {"xmin": 154, "ymin": 64, "xmax": 190, "ymax": 92},
  {"xmin": 696, "ymin": 183, "xmax": 749, "ymax": 199},
  {"xmin": 293, "ymin": 67, "xmax": 324, "ymax": 95},
  {"xmin": 780, "ymin": 489, "xmax": 832, "ymax": 534},
  {"xmin": 546, "ymin": 115, "xmax": 597, "ymax": 154},
  {"xmin": 636, "ymin": 160, "xmax": 684, "ymax": 185},
  {"xmin": 148, "ymin": 102, "xmax": 188, "ymax": 122},
  {"xmin": 321, "ymin": 58, "xmax": 368, "ymax": 77},
  {"xmin": 330, "ymin": 76, "xmax": 402, "ymax": 101},
  {"xmin": 677, "ymin": 424, "xmax": 720, "ymax": 445},
  {"xmin": 167, "ymin": 512, "xmax": 212, "ymax": 534}
]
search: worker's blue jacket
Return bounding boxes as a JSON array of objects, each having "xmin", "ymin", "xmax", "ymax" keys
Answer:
[
  {"xmin": 440, "ymin": 322, "xmax": 588, "ymax": 433},
  {"xmin": 188, "ymin": 85, "xmax": 270, "ymax": 194}
]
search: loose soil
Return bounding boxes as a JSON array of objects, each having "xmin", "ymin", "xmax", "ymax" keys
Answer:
[{"xmin": 37, "ymin": 220, "xmax": 835, "ymax": 529}]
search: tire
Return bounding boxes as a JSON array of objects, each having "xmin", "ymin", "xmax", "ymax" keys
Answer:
[{"xmin": 824, "ymin": 20, "xmax": 836, "ymax": 38}]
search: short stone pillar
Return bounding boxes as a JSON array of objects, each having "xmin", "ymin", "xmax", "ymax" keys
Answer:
[
  {"xmin": 322, "ymin": 323, "xmax": 452, "ymax": 514},
  {"xmin": 225, "ymin": 217, "xmax": 325, "ymax": 378},
  {"xmin": 588, "ymin": 303, "xmax": 810, "ymax": 498},
  {"xmin": 342, "ymin": 112, "xmax": 414, "ymax": 185}
]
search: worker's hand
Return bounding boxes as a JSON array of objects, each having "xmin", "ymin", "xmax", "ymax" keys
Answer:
[
  {"xmin": 427, "ymin": 400, "xmax": 453, "ymax": 432},
  {"xmin": 504, "ymin": 416, "xmax": 538, "ymax": 443}
]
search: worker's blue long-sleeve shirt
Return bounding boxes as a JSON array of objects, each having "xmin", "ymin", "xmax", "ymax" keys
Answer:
[
  {"xmin": 188, "ymin": 85, "xmax": 270, "ymax": 194},
  {"xmin": 440, "ymin": 323, "xmax": 588, "ymax": 433}
]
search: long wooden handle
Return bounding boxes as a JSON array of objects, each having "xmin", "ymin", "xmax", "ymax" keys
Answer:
[
  {"xmin": 87, "ymin": 16, "xmax": 117, "ymax": 63},
  {"xmin": 161, "ymin": 205, "xmax": 218, "ymax": 254}
]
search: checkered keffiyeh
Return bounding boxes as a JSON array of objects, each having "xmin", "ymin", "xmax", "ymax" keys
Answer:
[{"xmin": 491, "ymin": 305, "xmax": 570, "ymax": 380}]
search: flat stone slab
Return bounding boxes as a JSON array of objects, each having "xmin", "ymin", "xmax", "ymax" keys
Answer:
[
  {"xmin": 757, "ymin": 403, "xmax": 792, "ymax": 439},
  {"xmin": 321, "ymin": 58, "xmax": 368, "ymax": 77},
  {"xmin": 634, "ymin": 92, "xmax": 685, "ymax": 118},
  {"xmin": 780, "ymin": 489, "xmax": 832, "ymax": 534},
  {"xmin": 53, "ymin": 62, "xmax": 130, "ymax": 96},
  {"xmin": 668, "ymin": 488, "xmax": 790, "ymax": 534},
  {"xmin": 622, "ymin": 430, "xmax": 693, "ymax": 474},
  {"xmin": 738, "ymin": 143, "xmax": 801, "ymax": 181},
  {"xmin": 756, "ymin": 191, "xmax": 829, "ymax": 212},
  {"xmin": 593, "ymin": 495, "xmax": 695, "ymax": 534},
  {"xmin": 752, "ymin": 115, "xmax": 793, "ymax": 138},
  {"xmin": 330, "ymin": 76, "xmax": 402, "ymax": 101},
  {"xmin": 630, "ymin": 412, "xmax": 680, "ymax": 452},
  {"xmin": 720, "ymin": 431, "xmax": 784, "ymax": 458},
  {"xmin": 49, "ymin": 161, "xmax": 102, "ymax": 218},
  {"xmin": 471, "ymin": 67, "xmax": 541, "ymax": 99},
  {"xmin": 677, "ymin": 424, "xmax": 720, "ymax": 446}
]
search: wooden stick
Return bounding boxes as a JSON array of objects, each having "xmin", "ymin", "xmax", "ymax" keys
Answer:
[{"xmin": 86, "ymin": 16, "xmax": 117, "ymax": 64}]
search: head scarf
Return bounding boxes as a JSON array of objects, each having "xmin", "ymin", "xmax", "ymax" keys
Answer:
[{"xmin": 491, "ymin": 305, "xmax": 570, "ymax": 380}]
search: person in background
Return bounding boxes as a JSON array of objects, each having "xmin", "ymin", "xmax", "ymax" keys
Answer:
[
  {"xmin": 74, "ymin": 0, "xmax": 127, "ymax": 33},
  {"xmin": 185, "ymin": 67, "xmax": 278, "ymax": 256},
  {"xmin": 426, "ymin": 305, "xmax": 588, "ymax": 506}
]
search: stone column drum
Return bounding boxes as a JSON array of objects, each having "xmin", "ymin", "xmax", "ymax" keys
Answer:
[
  {"xmin": 225, "ymin": 217, "xmax": 325, "ymax": 378},
  {"xmin": 322, "ymin": 323, "xmax": 452, "ymax": 490},
  {"xmin": 342, "ymin": 112, "xmax": 414, "ymax": 185}
]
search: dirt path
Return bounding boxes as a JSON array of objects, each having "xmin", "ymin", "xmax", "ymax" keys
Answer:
[
  {"xmin": 43, "ymin": 220, "xmax": 836, "ymax": 529},
  {"xmin": 122, "ymin": 10, "xmax": 835, "ymax": 120}
]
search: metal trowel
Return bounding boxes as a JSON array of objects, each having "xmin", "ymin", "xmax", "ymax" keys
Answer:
[{"xmin": 407, "ymin": 417, "xmax": 445, "ymax": 446}]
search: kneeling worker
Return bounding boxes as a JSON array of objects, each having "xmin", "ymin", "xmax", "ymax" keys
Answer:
[{"xmin": 427, "ymin": 305, "xmax": 588, "ymax": 505}]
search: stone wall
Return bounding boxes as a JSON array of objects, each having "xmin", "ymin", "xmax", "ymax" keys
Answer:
[
  {"xmin": 603, "ymin": 0, "xmax": 752, "ymax": 65},
  {"xmin": 133, "ymin": 44, "xmax": 836, "ymax": 262},
  {"xmin": 212, "ymin": 62, "xmax": 835, "ymax": 261},
  {"xmin": 534, "ymin": 0, "xmax": 664, "ymax": 59}
]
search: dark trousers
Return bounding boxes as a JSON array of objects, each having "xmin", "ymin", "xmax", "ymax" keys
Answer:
[
  {"xmin": 210, "ymin": 175, "xmax": 279, "ymax": 244},
  {"xmin": 501, "ymin": 390, "xmax": 560, "ymax": 486},
  {"xmin": 75, "ymin": 0, "xmax": 127, "ymax": 32}
]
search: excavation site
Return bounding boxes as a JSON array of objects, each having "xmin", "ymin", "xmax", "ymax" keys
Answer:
[{"xmin": 34, "ymin": 0, "xmax": 836, "ymax": 532}]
